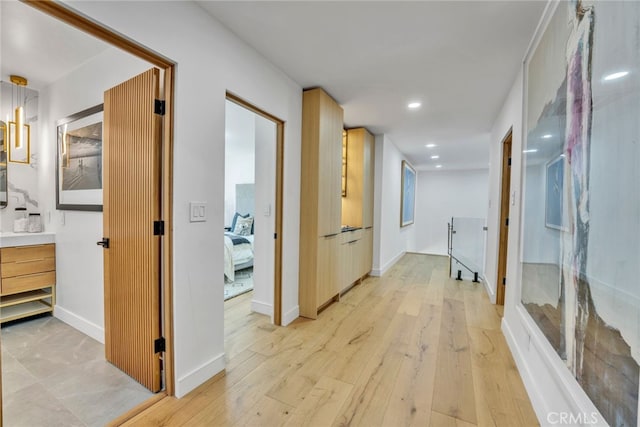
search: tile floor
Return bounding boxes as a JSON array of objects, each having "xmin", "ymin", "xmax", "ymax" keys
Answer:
[{"xmin": 1, "ymin": 315, "xmax": 154, "ymax": 427}]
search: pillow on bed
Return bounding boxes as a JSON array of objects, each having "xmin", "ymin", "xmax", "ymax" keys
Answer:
[
  {"xmin": 231, "ymin": 212, "xmax": 255, "ymax": 234},
  {"xmin": 230, "ymin": 212, "xmax": 249, "ymax": 232},
  {"xmin": 233, "ymin": 216, "xmax": 254, "ymax": 236}
]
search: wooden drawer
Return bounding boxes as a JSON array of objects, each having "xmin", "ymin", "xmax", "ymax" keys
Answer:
[
  {"xmin": 1, "ymin": 258, "xmax": 56, "ymax": 278},
  {"xmin": 1, "ymin": 244, "xmax": 55, "ymax": 264},
  {"xmin": 0, "ymin": 271, "xmax": 56, "ymax": 295}
]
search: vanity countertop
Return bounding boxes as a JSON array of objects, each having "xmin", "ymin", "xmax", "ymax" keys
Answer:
[{"xmin": 0, "ymin": 232, "xmax": 56, "ymax": 248}]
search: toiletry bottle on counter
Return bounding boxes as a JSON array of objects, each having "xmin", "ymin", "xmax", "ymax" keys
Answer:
[
  {"xmin": 28, "ymin": 213, "xmax": 42, "ymax": 233},
  {"xmin": 13, "ymin": 207, "xmax": 28, "ymax": 233}
]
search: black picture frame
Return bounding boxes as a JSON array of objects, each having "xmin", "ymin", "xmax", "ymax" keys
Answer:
[{"xmin": 56, "ymin": 104, "xmax": 104, "ymax": 211}]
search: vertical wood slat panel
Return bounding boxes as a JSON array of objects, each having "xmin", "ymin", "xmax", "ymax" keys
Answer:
[{"xmin": 104, "ymin": 68, "xmax": 162, "ymax": 392}]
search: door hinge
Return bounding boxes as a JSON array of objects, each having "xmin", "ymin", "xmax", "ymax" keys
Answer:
[
  {"xmin": 505, "ymin": 218, "xmax": 509, "ymax": 227},
  {"xmin": 154, "ymin": 220, "xmax": 165, "ymax": 236},
  {"xmin": 274, "ymin": 233, "xmax": 277, "ymax": 239},
  {"xmin": 508, "ymin": 157, "xmax": 512, "ymax": 166},
  {"xmin": 154, "ymin": 99, "xmax": 166, "ymax": 116},
  {"xmin": 154, "ymin": 337, "xmax": 166, "ymax": 353},
  {"xmin": 502, "ymin": 277, "xmax": 506, "ymax": 285}
]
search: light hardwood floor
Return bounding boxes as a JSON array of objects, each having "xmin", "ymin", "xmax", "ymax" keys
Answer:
[{"xmin": 122, "ymin": 254, "xmax": 538, "ymax": 426}]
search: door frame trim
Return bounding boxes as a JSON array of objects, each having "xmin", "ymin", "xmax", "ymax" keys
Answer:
[
  {"xmin": 496, "ymin": 128, "xmax": 513, "ymax": 306},
  {"xmin": 225, "ymin": 92, "xmax": 284, "ymax": 326},
  {"xmin": 23, "ymin": 0, "xmax": 176, "ymax": 396}
]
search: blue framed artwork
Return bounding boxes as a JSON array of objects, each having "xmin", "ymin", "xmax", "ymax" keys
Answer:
[
  {"xmin": 400, "ymin": 160, "xmax": 415, "ymax": 227},
  {"xmin": 545, "ymin": 154, "xmax": 564, "ymax": 230}
]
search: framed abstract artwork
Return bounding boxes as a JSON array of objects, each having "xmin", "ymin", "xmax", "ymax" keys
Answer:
[
  {"xmin": 400, "ymin": 160, "xmax": 415, "ymax": 227},
  {"xmin": 520, "ymin": 2, "xmax": 640, "ymax": 425}
]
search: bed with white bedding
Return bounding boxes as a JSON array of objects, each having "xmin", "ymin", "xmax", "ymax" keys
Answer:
[{"xmin": 224, "ymin": 232, "xmax": 254, "ymax": 281}]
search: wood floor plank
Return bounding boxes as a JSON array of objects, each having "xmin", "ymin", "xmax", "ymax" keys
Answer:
[
  {"xmin": 430, "ymin": 410, "xmax": 478, "ymax": 427},
  {"xmin": 233, "ymin": 395, "xmax": 294, "ymax": 427},
  {"xmin": 463, "ymin": 285, "xmax": 502, "ymax": 330},
  {"xmin": 425, "ymin": 267, "xmax": 447, "ymax": 306},
  {"xmin": 122, "ymin": 255, "xmax": 538, "ymax": 427},
  {"xmin": 124, "ymin": 350, "xmax": 267, "ymax": 426},
  {"xmin": 397, "ymin": 286, "xmax": 426, "ymax": 316},
  {"xmin": 432, "ymin": 298, "xmax": 477, "ymax": 424},
  {"xmin": 266, "ymin": 348, "xmax": 338, "ymax": 407},
  {"xmin": 284, "ymin": 376, "xmax": 353, "ymax": 427},
  {"xmin": 382, "ymin": 302, "xmax": 442, "ymax": 426},
  {"xmin": 332, "ymin": 312, "xmax": 415, "ymax": 426}
]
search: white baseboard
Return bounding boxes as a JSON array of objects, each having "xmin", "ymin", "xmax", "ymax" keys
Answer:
[
  {"xmin": 502, "ymin": 306, "xmax": 607, "ymax": 427},
  {"xmin": 484, "ymin": 277, "xmax": 496, "ymax": 304},
  {"xmin": 282, "ymin": 305, "xmax": 299, "ymax": 326},
  {"xmin": 176, "ymin": 352, "xmax": 225, "ymax": 398},
  {"xmin": 251, "ymin": 299, "xmax": 272, "ymax": 316},
  {"xmin": 502, "ymin": 316, "xmax": 547, "ymax": 423},
  {"xmin": 54, "ymin": 305, "xmax": 104, "ymax": 344},
  {"xmin": 371, "ymin": 250, "xmax": 405, "ymax": 277}
]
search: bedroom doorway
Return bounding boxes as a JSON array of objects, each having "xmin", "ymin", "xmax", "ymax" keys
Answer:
[{"xmin": 224, "ymin": 94, "xmax": 283, "ymax": 325}]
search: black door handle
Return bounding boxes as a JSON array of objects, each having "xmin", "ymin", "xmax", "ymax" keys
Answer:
[{"xmin": 97, "ymin": 238, "xmax": 110, "ymax": 248}]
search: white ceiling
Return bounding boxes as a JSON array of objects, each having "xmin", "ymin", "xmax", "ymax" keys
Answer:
[
  {"xmin": 0, "ymin": 0, "xmax": 110, "ymax": 91},
  {"xmin": 197, "ymin": 1, "xmax": 546, "ymax": 171},
  {"xmin": 1, "ymin": 1, "xmax": 546, "ymax": 171}
]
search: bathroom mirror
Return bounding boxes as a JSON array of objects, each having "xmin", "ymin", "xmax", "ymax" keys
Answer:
[{"xmin": 0, "ymin": 120, "xmax": 7, "ymax": 208}]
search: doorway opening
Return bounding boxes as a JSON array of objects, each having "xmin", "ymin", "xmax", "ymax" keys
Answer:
[
  {"xmin": 1, "ymin": 1, "xmax": 175, "ymax": 425},
  {"xmin": 496, "ymin": 129, "xmax": 512, "ymax": 306},
  {"xmin": 224, "ymin": 94, "xmax": 283, "ymax": 331}
]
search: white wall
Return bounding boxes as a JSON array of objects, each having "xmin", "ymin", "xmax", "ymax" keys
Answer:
[
  {"xmin": 38, "ymin": 47, "xmax": 150, "ymax": 342},
  {"xmin": 251, "ymin": 114, "xmax": 276, "ymax": 318},
  {"xmin": 410, "ymin": 169, "xmax": 488, "ymax": 257},
  {"xmin": 371, "ymin": 134, "xmax": 412, "ymax": 276},
  {"xmin": 65, "ymin": 0, "xmax": 302, "ymax": 397},
  {"xmin": 224, "ymin": 100, "xmax": 255, "ymax": 227}
]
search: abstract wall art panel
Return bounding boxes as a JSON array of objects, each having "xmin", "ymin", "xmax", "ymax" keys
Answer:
[{"xmin": 520, "ymin": 1, "xmax": 640, "ymax": 425}]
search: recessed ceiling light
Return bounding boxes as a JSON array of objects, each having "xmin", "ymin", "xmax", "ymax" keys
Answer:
[
  {"xmin": 542, "ymin": 134, "xmax": 552, "ymax": 139},
  {"xmin": 435, "ymin": 164, "xmax": 442, "ymax": 169},
  {"xmin": 425, "ymin": 143, "xmax": 437, "ymax": 148},
  {"xmin": 604, "ymin": 71, "xmax": 629, "ymax": 81},
  {"xmin": 523, "ymin": 149, "xmax": 538, "ymax": 153},
  {"xmin": 408, "ymin": 102, "xmax": 421, "ymax": 109},
  {"xmin": 430, "ymin": 155, "xmax": 440, "ymax": 159}
]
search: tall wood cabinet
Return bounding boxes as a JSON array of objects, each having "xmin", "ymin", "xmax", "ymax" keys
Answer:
[
  {"xmin": 299, "ymin": 88, "xmax": 344, "ymax": 319},
  {"xmin": 339, "ymin": 127, "xmax": 375, "ymax": 291}
]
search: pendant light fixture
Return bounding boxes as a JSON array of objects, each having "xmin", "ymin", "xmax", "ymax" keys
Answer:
[{"xmin": 8, "ymin": 75, "xmax": 31, "ymax": 164}]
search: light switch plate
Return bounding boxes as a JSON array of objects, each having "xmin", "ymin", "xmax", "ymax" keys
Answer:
[{"xmin": 189, "ymin": 202, "xmax": 206, "ymax": 222}]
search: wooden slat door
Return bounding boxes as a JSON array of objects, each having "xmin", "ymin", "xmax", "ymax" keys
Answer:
[{"xmin": 103, "ymin": 68, "xmax": 162, "ymax": 392}]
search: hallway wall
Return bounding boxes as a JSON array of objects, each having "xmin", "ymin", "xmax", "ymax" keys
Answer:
[
  {"xmin": 409, "ymin": 169, "xmax": 488, "ymax": 257},
  {"xmin": 65, "ymin": 0, "xmax": 303, "ymax": 397},
  {"xmin": 372, "ymin": 134, "xmax": 412, "ymax": 276}
]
